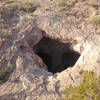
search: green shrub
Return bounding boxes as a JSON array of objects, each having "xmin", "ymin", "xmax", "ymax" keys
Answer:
[
  {"xmin": 65, "ymin": 70, "xmax": 100, "ymax": 100},
  {"xmin": 5, "ymin": 62, "xmax": 13, "ymax": 73},
  {"xmin": 0, "ymin": 62, "xmax": 13, "ymax": 83}
]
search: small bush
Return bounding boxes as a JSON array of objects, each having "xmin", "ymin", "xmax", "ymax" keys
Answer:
[
  {"xmin": 0, "ymin": 62, "xmax": 13, "ymax": 83},
  {"xmin": 65, "ymin": 70, "xmax": 100, "ymax": 100},
  {"xmin": 5, "ymin": 62, "xmax": 13, "ymax": 73}
]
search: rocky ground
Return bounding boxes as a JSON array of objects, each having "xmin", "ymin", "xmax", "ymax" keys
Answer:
[{"xmin": 0, "ymin": 0, "xmax": 100, "ymax": 100}]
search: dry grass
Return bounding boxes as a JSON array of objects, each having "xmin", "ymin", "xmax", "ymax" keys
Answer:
[
  {"xmin": 88, "ymin": 2, "xmax": 99, "ymax": 7},
  {"xmin": 7, "ymin": 2, "xmax": 36, "ymax": 13},
  {"xmin": 0, "ymin": 32, "xmax": 10, "ymax": 38},
  {"xmin": 5, "ymin": 0, "xmax": 15, "ymax": 3},
  {"xmin": 90, "ymin": 15, "xmax": 100, "ymax": 26}
]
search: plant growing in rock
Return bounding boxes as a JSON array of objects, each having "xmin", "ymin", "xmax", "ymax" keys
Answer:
[
  {"xmin": 0, "ymin": 62, "xmax": 13, "ymax": 83},
  {"xmin": 65, "ymin": 70, "xmax": 100, "ymax": 100}
]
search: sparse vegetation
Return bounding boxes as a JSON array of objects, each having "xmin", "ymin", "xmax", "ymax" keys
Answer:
[
  {"xmin": 59, "ymin": 0, "xmax": 77, "ymax": 15},
  {"xmin": 0, "ymin": 19, "xmax": 11, "ymax": 39},
  {"xmin": 71, "ymin": 0, "xmax": 77, "ymax": 5},
  {"xmin": 60, "ymin": 7, "xmax": 68, "ymax": 12},
  {"xmin": 7, "ymin": 2, "xmax": 36, "ymax": 13},
  {"xmin": 0, "ymin": 62, "xmax": 13, "ymax": 83},
  {"xmin": 0, "ymin": 31, "xmax": 10, "ymax": 39},
  {"xmin": 90, "ymin": 15, "xmax": 100, "ymax": 26},
  {"xmin": 88, "ymin": 2, "xmax": 99, "ymax": 7},
  {"xmin": 65, "ymin": 70, "xmax": 100, "ymax": 100},
  {"xmin": 5, "ymin": 0, "xmax": 15, "ymax": 3},
  {"xmin": 59, "ymin": 2, "xmax": 69, "ymax": 14},
  {"xmin": 59, "ymin": 0, "xmax": 77, "ymax": 6},
  {"xmin": 5, "ymin": 62, "xmax": 13, "ymax": 73},
  {"xmin": 59, "ymin": 1, "xmax": 67, "ymax": 7},
  {"xmin": 22, "ymin": 4, "xmax": 36, "ymax": 13}
]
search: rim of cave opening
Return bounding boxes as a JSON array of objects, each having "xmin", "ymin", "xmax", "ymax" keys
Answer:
[{"xmin": 33, "ymin": 36, "xmax": 80, "ymax": 74}]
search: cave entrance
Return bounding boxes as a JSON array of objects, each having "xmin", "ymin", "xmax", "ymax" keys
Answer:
[{"xmin": 33, "ymin": 37, "xmax": 80, "ymax": 74}]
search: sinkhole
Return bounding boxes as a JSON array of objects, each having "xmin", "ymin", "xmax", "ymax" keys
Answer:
[{"xmin": 33, "ymin": 37, "xmax": 80, "ymax": 74}]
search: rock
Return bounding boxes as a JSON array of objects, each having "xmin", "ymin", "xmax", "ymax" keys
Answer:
[
  {"xmin": 0, "ymin": 1, "xmax": 100, "ymax": 100},
  {"xmin": 75, "ymin": 35, "xmax": 100, "ymax": 75}
]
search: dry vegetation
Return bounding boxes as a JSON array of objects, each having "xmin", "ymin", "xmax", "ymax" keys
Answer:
[
  {"xmin": 5, "ymin": 0, "xmax": 36, "ymax": 13},
  {"xmin": 90, "ymin": 15, "xmax": 100, "ymax": 26},
  {"xmin": 58, "ymin": 0, "xmax": 100, "ymax": 34},
  {"xmin": 65, "ymin": 70, "xmax": 100, "ymax": 100},
  {"xmin": 0, "ymin": 0, "xmax": 99, "ymax": 38}
]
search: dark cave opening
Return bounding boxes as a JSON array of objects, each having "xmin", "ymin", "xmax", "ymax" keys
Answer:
[
  {"xmin": 33, "ymin": 37, "xmax": 80, "ymax": 74},
  {"xmin": 36, "ymin": 51, "xmax": 52, "ymax": 69}
]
